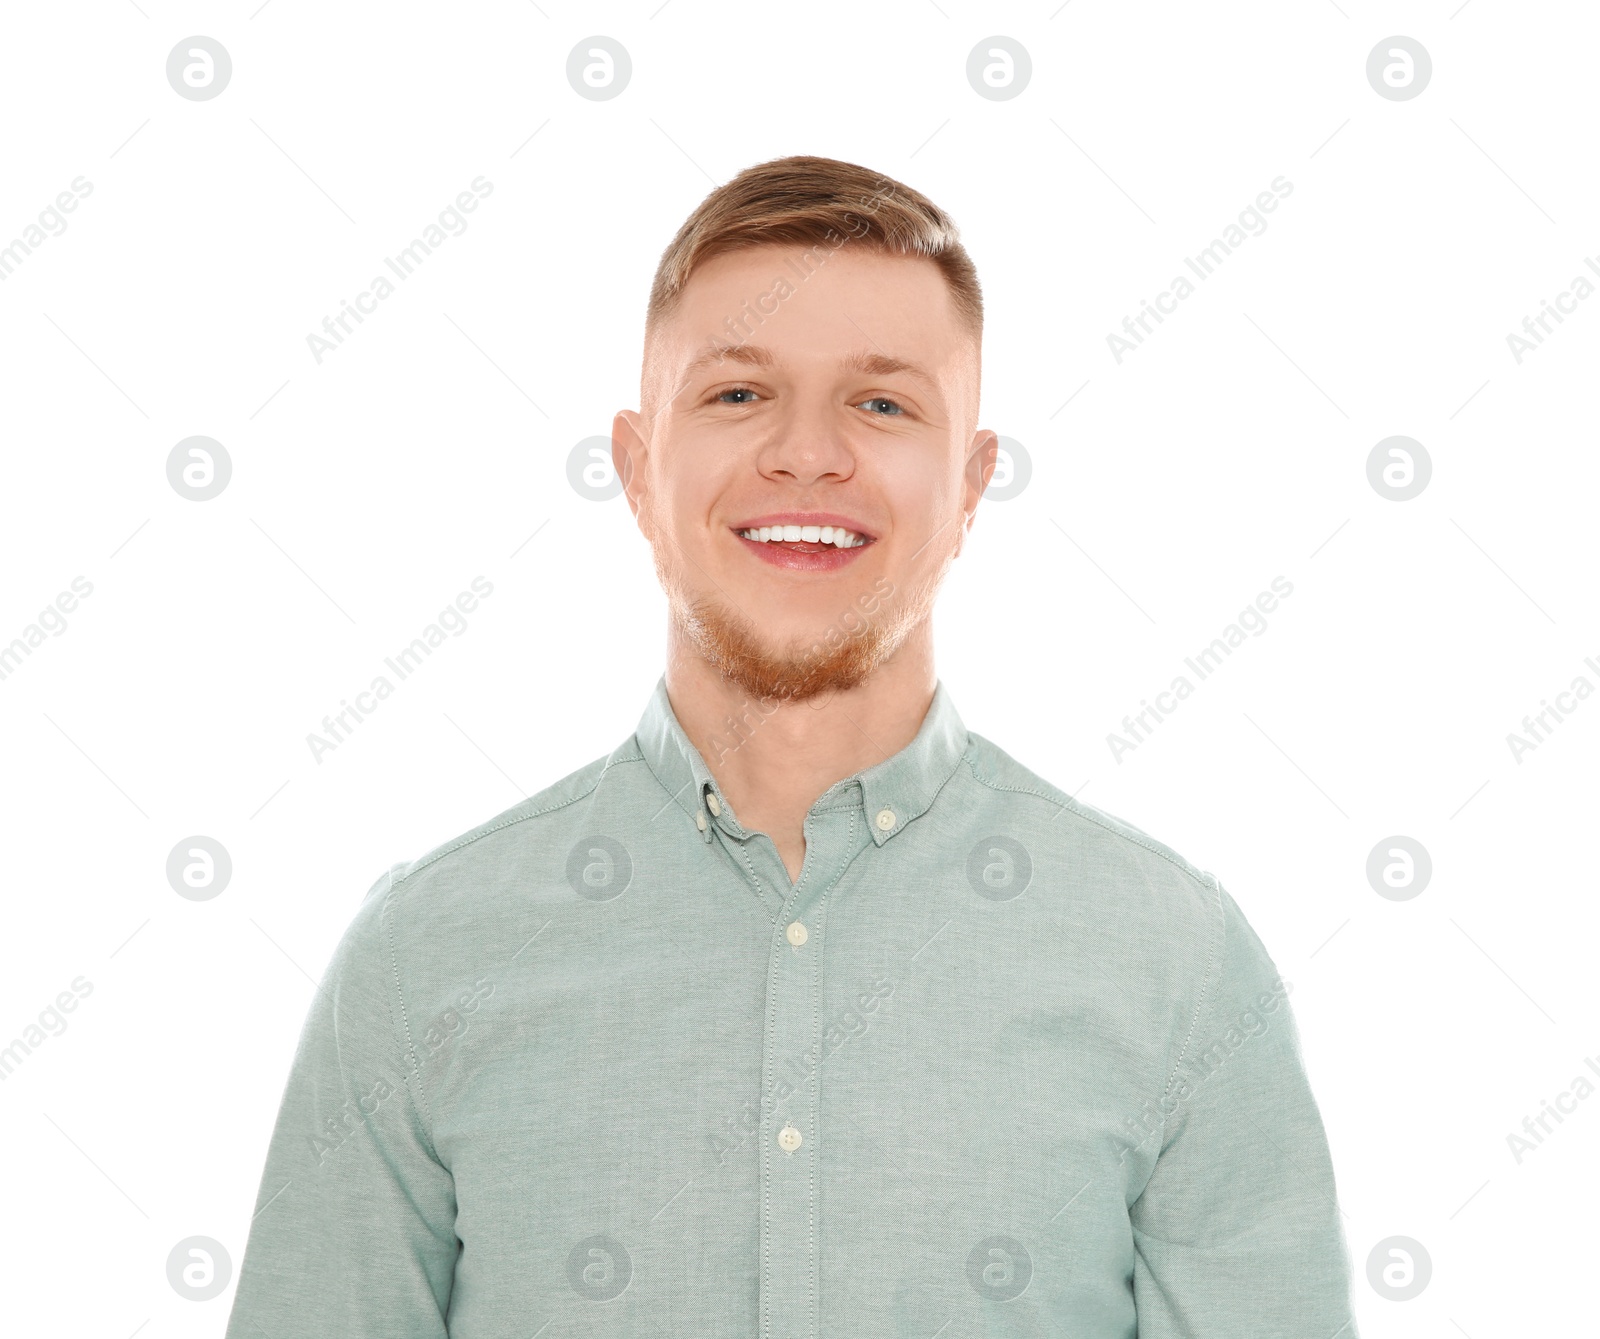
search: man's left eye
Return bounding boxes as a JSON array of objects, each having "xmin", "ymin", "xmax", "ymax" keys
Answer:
[{"xmin": 856, "ymin": 397, "xmax": 904, "ymax": 415}]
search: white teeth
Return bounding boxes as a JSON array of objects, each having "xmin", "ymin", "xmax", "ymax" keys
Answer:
[{"xmin": 737, "ymin": 526, "xmax": 868, "ymax": 548}]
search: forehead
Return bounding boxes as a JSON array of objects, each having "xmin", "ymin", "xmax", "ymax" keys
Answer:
[{"xmin": 662, "ymin": 245, "xmax": 971, "ymax": 369}]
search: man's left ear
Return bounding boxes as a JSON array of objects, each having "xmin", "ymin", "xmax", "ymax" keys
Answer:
[
  {"xmin": 956, "ymin": 429, "xmax": 999, "ymax": 553},
  {"xmin": 613, "ymin": 410, "xmax": 651, "ymax": 534}
]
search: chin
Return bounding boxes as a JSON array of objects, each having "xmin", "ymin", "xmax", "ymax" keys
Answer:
[{"xmin": 678, "ymin": 595, "xmax": 894, "ymax": 705}]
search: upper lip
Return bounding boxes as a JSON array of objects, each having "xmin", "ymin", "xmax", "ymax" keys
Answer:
[{"xmin": 730, "ymin": 512, "xmax": 877, "ymax": 540}]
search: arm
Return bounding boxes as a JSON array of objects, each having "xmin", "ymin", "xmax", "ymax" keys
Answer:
[
  {"xmin": 1130, "ymin": 882, "xmax": 1357, "ymax": 1338},
  {"xmin": 225, "ymin": 866, "xmax": 458, "ymax": 1337}
]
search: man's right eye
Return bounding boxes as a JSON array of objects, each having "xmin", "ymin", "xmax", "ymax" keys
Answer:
[{"xmin": 716, "ymin": 387, "xmax": 760, "ymax": 404}]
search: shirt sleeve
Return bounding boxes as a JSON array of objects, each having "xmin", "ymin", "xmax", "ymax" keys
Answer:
[
  {"xmin": 1129, "ymin": 880, "xmax": 1358, "ymax": 1338},
  {"xmin": 225, "ymin": 866, "xmax": 458, "ymax": 1338}
]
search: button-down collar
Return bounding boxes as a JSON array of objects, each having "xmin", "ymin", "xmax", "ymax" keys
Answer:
[{"xmin": 632, "ymin": 675, "xmax": 970, "ymax": 848}]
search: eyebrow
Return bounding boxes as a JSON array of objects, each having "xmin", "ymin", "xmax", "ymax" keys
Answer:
[{"xmin": 680, "ymin": 342, "xmax": 937, "ymax": 390}]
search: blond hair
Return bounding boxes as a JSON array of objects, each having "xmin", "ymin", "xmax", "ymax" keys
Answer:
[{"xmin": 645, "ymin": 155, "xmax": 982, "ymax": 341}]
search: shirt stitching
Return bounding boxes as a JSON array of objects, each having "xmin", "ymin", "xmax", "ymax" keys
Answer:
[
  {"xmin": 761, "ymin": 913, "xmax": 777, "ymax": 1339},
  {"xmin": 390, "ymin": 761, "xmax": 618, "ymax": 890},
  {"xmin": 961, "ymin": 754, "xmax": 1212, "ymax": 891},
  {"xmin": 1161, "ymin": 873, "xmax": 1225, "ymax": 1104},
  {"xmin": 807, "ymin": 806, "xmax": 857, "ymax": 1336},
  {"xmin": 378, "ymin": 874, "xmax": 442, "ymax": 1164},
  {"xmin": 870, "ymin": 739, "xmax": 971, "ymax": 843},
  {"xmin": 808, "ymin": 814, "xmax": 822, "ymax": 1339},
  {"xmin": 731, "ymin": 839, "xmax": 776, "ymax": 924}
]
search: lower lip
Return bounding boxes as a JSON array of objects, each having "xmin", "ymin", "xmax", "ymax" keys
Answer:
[{"xmin": 734, "ymin": 532, "xmax": 872, "ymax": 572}]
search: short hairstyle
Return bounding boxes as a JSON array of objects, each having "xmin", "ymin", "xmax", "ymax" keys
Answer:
[{"xmin": 645, "ymin": 155, "xmax": 982, "ymax": 342}]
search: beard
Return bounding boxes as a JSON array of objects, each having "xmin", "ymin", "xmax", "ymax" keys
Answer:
[{"xmin": 671, "ymin": 588, "xmax": 898, "ymax": 705}]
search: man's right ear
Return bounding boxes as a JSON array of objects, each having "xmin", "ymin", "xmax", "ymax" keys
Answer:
[{"xmin": 612, "ymin": 410, "xmax": 650, "ymax": 531}]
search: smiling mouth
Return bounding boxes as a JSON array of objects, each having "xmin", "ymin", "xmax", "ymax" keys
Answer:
[{"xmin": 734, "ymin": 524, "xmax": 869, "ymax": 549}]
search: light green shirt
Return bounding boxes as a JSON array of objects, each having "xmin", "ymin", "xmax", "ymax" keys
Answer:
[{"xmin": 226, "ymin": 676, "xmax": 1356, "ymax": 1337}]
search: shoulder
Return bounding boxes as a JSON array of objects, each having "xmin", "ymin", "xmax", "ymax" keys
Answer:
[
  {"xmin": 312, "ymin": 739, "xmax": 657, "ymax": 1023},
  {"xmin": 957, "ymin": 729, "xmax": 1221, "ymax": 922},
  {"xmin": 395, "ymin": 751, "xmax": 619, "ymax": 888},
  {"xmin": 363, "ymin": 736, "xmax": 654, "ymax": 936}
]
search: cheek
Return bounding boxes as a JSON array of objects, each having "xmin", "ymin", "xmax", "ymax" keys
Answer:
[
  {"xmin": 876, "ymin": 452, "xmax": 963, "ymax": 537},
  {"xmin": 653, "ymin": 449, "xmax": 733, "ymax": 544}
]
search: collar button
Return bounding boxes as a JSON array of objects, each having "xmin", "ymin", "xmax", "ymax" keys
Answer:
[{"xmin": 875, "ymin": 807, "xmax": 897, "ymax": 832}]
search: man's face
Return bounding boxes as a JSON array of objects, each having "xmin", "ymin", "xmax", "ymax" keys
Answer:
[{"xmin": 614, "ymin": 245, "xmax": 996, "ymax": 703}]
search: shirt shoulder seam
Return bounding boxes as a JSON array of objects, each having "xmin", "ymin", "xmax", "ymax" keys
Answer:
[
  {"xmin": 388, "ymin": 759, "xmax": 620, "ymax": 890},
  {"xmin": 960, "ymin": 755, "xmax": 1211, "ymax": 891}
]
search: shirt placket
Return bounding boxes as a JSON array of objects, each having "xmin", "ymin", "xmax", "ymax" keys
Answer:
[{"xmin": 737, "ymin": 798, "xmax": 865, "ymax": 1339}]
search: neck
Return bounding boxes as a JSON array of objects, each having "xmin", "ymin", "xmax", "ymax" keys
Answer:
[{"xmin": 663, "ymin": 619, "xmax": 937, "ymax": 881}]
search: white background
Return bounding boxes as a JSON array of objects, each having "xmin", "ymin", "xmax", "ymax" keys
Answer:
[{"xmin": 1, "ymin": 2, "xmax": 1595, "ymax": 1335}]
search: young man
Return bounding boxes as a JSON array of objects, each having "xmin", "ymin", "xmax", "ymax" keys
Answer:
[{"xmin": 226, "ymin": 156, "xmax": 1357, "ymax": 1337}]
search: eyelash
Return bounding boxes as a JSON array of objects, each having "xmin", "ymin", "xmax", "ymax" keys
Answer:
[{"xmin": 712, "ymin": 385, "xmax": 908, "ymax": 416}]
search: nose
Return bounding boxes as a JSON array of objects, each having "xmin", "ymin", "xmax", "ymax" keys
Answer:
[{"xmin": 755, "ymin": 398, "xmax": 856, "ymax": 487}]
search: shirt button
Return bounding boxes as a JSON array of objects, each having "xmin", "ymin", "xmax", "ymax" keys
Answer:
[
  {"xmin": 777, "ymin": 1122, "xmax": 803, "ymax": 1152},
  {"xmin": 706, "ymin": 792, "xmax": 722, "ymax": 816},
  {"xmin": 875, "ymin": 808, "xmax": 897, "ymax": 831},
  {"xmin": 694, "ymin": 811, "xmax": 707, "ymax": 831},
  {"xmin": 785, "ymin": 921, "xmax": 808, "ymax": 946}
]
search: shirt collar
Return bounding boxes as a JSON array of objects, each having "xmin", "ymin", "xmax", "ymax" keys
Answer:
[{"xmin": 633, "ymin": 675, "xmax": 970, "ymax": 846}]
